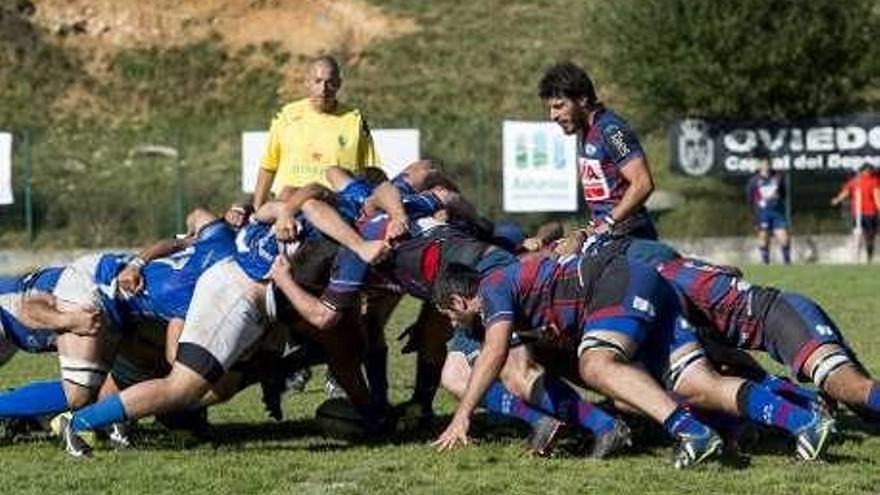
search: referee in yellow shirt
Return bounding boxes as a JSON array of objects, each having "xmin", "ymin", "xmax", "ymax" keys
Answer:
[{"xmin": 253, "ymin": 55, "xmax": 379, "ymax": 208}]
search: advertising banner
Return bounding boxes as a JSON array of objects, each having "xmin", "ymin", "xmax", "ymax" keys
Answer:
[
  {"xmin": 502, "ymin": 121, "xmax": 578, "ymax": 212},
  {"xmin": 670, "ymin": 113, "xmax": 880, "ymax": 176},
  {"xmin": 0, "ymin": 133, "xmax": 12, "ymax": 205}
]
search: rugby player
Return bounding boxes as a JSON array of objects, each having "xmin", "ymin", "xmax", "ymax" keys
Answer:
[
  {"xmin": 538, "ymin": 62, "xmax": 657, "ymax": 255},
  {"xmin": 271, "ymin": 178, "xmax": 631, "ymax": 456},
  {"xmin": 56, "ymin": 184, "xmax": 387, "ymax": 457},
  {"xmin": 616, "ymin": 238, "xmax": 880, "ymax": 425},
  {"xmin": 431, "ymin": 253, "xmax": 835, "ymax": 467},
  {"xmin": 746, "ymin": 157, "xmax": 791, "ymax": 264}
]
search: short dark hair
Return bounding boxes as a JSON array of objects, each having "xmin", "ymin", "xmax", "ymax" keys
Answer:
[
  {"xmin": 421, "ymin": 171, "xmax": 460, "ymax": 193},
  {"xmin": 538, "ymin": 62, "xmax": 597, "ymax": 104},
  {"xmin": 432, "ymin": 263, "xmax": 481, "ymax": 308},
  {"xmin": 359, "ymin": 166, "xmax": 388, "ymax": 186}
]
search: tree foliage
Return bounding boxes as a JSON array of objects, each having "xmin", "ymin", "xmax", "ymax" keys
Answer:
[{"xmin": 591, "ymin": 0, "xmax": 880, "ymax": 125}]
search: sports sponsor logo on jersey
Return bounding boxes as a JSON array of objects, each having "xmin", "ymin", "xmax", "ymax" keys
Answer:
[
  {"xmin": 815, "ymin": 324, "xmax": 833, "ymax": 337},
  {"xmin": 608, "ymin": 127, "xmax": 631, "ymax": 157},
  {"xmin": 579, "ymin": 157, "xmax": 610, "ymax": 201},
  {"xmin": 632, "ymin": 296, "xmax": 655, "ymax": 316}
]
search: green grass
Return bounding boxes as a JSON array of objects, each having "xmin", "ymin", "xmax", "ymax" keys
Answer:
[{"xmin": 1, "ymin": 265, "xmax": 879, "ymax": 493}]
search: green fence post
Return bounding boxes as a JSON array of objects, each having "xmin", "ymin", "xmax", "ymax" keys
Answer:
[
  {"xmin": 23, "ymin": 129, "xmax": 33, "ymax": 245},
  {"xmin": 174, "ymin": 130, "xmax": 185, "ymax": 234}
]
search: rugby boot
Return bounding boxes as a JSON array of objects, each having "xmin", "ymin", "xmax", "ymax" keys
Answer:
[
  {"xmin": 795, "ymin": 412, "xmax": 836, "ymax": 461},
  {"xmin": 673, "ymin": 427, "xmax": 723, "ymax": 469},
  {"xmin": 57, "ymin": 412, "xmax": 92, "ymax": 459},
  {"xmin": 106, "ymin": 422, "xmax": 133, "ymax": 449},
  {"xmin": 528, "ymin": 416, "xmax": 564, "ymax": 457},
  {"xmin": 589, "ymin": 418, "xmax": 633, "ymax": 459}
]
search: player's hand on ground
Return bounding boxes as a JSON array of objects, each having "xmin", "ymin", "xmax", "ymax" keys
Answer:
[
  {"xmin": 67, "ymin": 307, "xmax": 103, "ymax": 336},
  {"xmin": 274, "ymin": 216, "xmax": 298, "ymax": 242},
  {"xmin": 385, "ymin": 215, "xmax": 409, "ymax": 242},
  {"xmin": 433, "ymin": 414, "xmax": 471, "ymax": 452},
  {"xmin": 269, "ymin": 255, "xmax": 294, "ymax": 283},
  {"xmin": 117, "ymin": 264, "xmax": 144, "ymax": 295}
]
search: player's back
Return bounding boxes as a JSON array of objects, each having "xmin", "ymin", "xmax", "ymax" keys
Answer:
[{"xmin": 143, "ymin": 222, "xmax": 237, "ymax": 320}]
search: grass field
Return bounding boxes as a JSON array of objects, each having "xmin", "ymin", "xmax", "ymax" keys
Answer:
[{"xmin": 0, "ymin": 265, "xmax": 878, "ymax": 494}]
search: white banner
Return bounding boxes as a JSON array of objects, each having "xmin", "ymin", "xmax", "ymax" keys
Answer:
[
  {"xmin": 241, "ymin": 129, "xmax": 420, "ymax": 193},
  {"xmin": 0, "ymin": 133, "xmax": 12, "ymax": 205},
  {"xmin": 502, "ymin": 121, "xmax": 577, "ymax": 212}
]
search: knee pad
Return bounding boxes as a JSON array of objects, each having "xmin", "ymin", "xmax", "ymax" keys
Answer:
[
  {"xmin": 810, "ymin": 350, "xmax": 852, "ymax": 389},
  {"xmin": 59, "ymin": 355, "xmax": 109, "ymax": 388},
  {"xmin": 666, "ymin": 347, "xmax": 706, "ymax": 391},
  {"xmin": 577, "ymin": 335, "xmax": 631, "ymax": 360}
]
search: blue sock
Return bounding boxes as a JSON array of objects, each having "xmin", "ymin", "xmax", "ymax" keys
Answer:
[
  {"xmin": 759, "ymin": 246, "xmax": 770, "ymax": 264},
  {"xmin": 867, "ymin": 383, "xmax": 880, "ymax": 413},
  {"xmin": 737, "ymin": 382, "xmax": 815, "ymax": 434},
  {"xmin": 71, "ymin": 394, "xmax": 127, "ymax": 433},
  {"xmin": 781, "ymin": 245, "xmax": 791, "ymax": 264},
  {"xmin": 482, "ymin": 381, "xmax": 547, "ymax": 427},
  {"xmin": 529, "ymin": 374, "xmax": 615, "ymax": 435},
  {"xmin": 0, "ymin": 380, "xmax": 69, "ymax": 418},
  {"xmin": 663, "ymin": 406, "xmax": 713, "ymax": 439},
  {"xmin": 756, "ymin": 374, "xmax": 819, "ymax": 408}
]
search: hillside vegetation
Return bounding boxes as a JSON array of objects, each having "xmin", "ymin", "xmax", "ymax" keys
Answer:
[{"xmin": 0, "ymin": 0, "xmax": 873, "ymax": 246}]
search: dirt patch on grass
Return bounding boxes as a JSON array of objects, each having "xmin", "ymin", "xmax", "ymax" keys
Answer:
[{"xmin": 31, "ymin": 0, "xmax": 417, "ymax": 65}]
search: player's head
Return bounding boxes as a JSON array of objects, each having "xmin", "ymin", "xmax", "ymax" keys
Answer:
[
  {"xmin": 306, "ymin": 55, "xmax": 342, "ymax": 113},
  {"xmin": 400, "ymin": 159, "xmax": 441, "ymax": 191},
  {"xmin": 358, "ymin": 166, "xmax": 388, "ymax": 187},
  {"xmin": 859, "ymin": 163, "xmax": 872, "ymax": 174},
  {"xmin": 758, "ymin": 157, "xmax": 771, "ymax": 175},
  {"xmin": 432, "ymin": 263, "xmax": 482, "ymax": 325},
  {"xmin": 538, "ymin": 62, "xmax": 598, "ymax": 135}
]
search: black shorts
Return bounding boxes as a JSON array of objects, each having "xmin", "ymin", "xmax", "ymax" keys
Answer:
[{"xmin": 760, "ymin": 290, "xmax": 848, "ymax": 379}]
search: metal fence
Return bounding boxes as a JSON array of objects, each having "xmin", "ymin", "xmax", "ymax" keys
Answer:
[{"xmin": 0, "ymin": 124, "xmax": 862, "ymax": 248}]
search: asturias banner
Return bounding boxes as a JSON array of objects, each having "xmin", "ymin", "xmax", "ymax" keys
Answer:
[{"xmin": 670, "ymin": 113, "xmax": 880, "ymax": 176}]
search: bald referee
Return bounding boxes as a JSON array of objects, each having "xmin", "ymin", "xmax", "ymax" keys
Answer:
[{"xmin": 253, "ymin": 55, "xmax": 379, "ymax": 208}]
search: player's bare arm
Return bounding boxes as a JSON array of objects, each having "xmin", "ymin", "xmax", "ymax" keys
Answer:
[
  {"xmin": 365, "ymin": 181, "xmax": 408, "ymax": 240},
  {"xmin": 609, "ymin": 157, "xmax": 654, "ymax": 225},
  {"xmin": 830, "ymin": 186, "xmax": 849, "ymax": 206},
  {"xmin": 435, "ymin": 320, "xmax": 513, "ymax": 452},
  {"xmin": 269, "ymin": 255, "xmax": 340, "ymax": 330},
  {"xmin": 252, "ymin": 168, "xmax": 277, "ymax": 210},
  {"xmin": 19, "ymin": 293, "xmax": 102, "ymax": 336}
]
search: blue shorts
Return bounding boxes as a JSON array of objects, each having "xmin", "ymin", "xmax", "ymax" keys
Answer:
[
  {"xmin": 756, "ymin": 209, "xmax": 789, "ymax": 231},
  {"xmin": 580, "ymin": 259, "xmax": 676, "ymax": 347},
  {"xmin": 337, "ymin": 179, "xmax": 374, "ymax": 222},
  {"xmin": 579, "ymin": 258, "xmax": 699, "ymax": 388}
]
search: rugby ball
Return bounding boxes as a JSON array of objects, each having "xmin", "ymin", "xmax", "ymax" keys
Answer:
[{"xmin": 315, "ymin": 398, "xmax": 367, "ymax": 440}]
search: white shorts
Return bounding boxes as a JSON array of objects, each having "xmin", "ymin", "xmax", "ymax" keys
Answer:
[
  {"xmin": 53, "ymin": 254, "xmax": 103, "ymax": 309},
  {"xmin": 176, "ymin": 258, "xmax": 269, "ymax": 383}
]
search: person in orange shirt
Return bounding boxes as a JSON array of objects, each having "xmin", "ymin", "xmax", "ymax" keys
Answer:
[{"xmin": 831, "ymin": 164, "xmax": 880, "ymax": 263}]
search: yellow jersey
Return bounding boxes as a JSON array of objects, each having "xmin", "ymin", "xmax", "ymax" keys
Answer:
[{"xmin": 260, "ymin": 98, "xmax": 379, "ymax": 189}]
